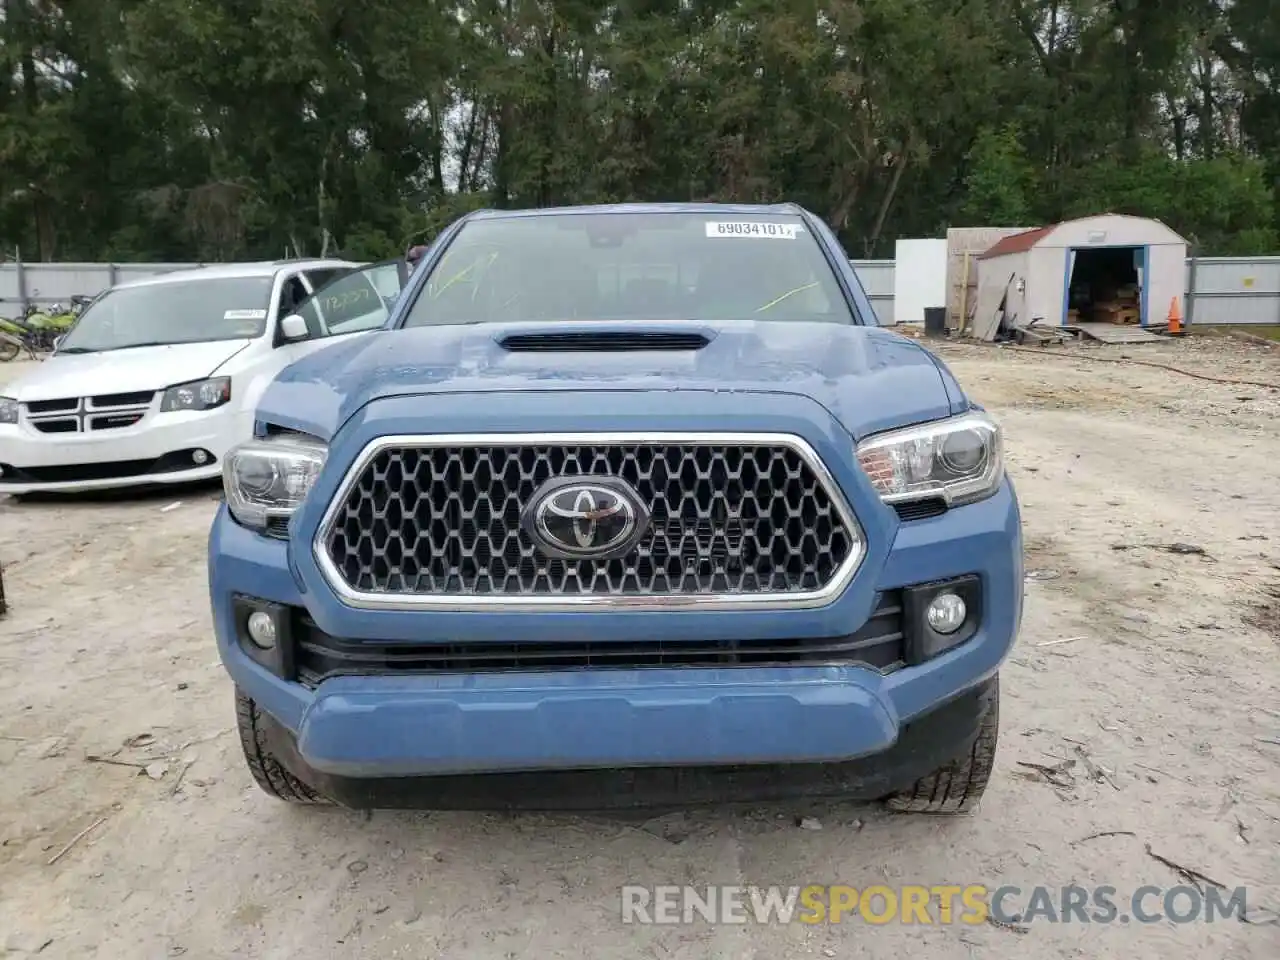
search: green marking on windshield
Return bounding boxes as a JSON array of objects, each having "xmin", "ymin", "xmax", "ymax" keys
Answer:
[
  {"xmin": 431, "ymin": 251, "xmax": 499, "ymax": 299},
  {"xmin": 756, "ymin": 282, "xmax": 819, "ymax": 314}
]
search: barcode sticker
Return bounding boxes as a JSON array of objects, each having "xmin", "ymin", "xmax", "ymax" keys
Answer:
[
  {"xmin": 224, "ymin": 309, "xmax": 267, "ymax": 320},
  {"xmin": 705, "ymin": 221, "xmax": 800, "ymax": 240}
]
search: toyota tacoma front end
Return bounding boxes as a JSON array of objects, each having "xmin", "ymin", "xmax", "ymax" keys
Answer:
[{"xmin": 208, "ymin": 203, "xmax": 1022, "ymax": 812}]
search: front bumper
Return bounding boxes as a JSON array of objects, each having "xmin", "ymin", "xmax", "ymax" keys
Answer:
[
  {"xmin": 210, "ymin": 473, "xmax": 1023, "ymax": 789},
  {"xmin": 0, "ymin": 405, "xmax": 249, "ymax": 493},
  {"xmin": 256, "ymin": 676, "xmax": 997, "ymax": 810}
]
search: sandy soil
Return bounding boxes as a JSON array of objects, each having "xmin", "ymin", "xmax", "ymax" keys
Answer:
[{"xmin": 1, "ymin": 337, "xmax": 1277, "ymax": 959}]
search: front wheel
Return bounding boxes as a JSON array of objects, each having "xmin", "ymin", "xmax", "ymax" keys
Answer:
[
  {"xmin": 235, "ymin": 689, "xmax": 331, "ymax": 805},
  {"xmin": 0, "ymin": 336, "xmax": 19, "ymax": 362},
  {"xmin": 885, "ymin": 678, "xmax": 999, "ymax": 815}
]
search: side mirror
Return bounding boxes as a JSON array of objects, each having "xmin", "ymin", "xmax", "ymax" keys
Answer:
[{"xmin": 279, "ymin": 314, "xmax": 309, "ymax": 342}]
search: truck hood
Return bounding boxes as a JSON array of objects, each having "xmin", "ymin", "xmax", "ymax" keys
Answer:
[
  {"xmin": 260, "ymin": 321, "xmax": 963, "ymax": 441},
  {"xmin": 3, "ymin": 340, "xmax": 251, "ymax": 403}
]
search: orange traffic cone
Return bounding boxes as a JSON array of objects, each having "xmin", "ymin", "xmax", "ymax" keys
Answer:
[{"xmin": 1167, "ymin": 297, "xmax": 1183, "ymax": 335}]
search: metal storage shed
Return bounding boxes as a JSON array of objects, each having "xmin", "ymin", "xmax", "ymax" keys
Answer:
[{"xmin": 971, "ymin": 214, "xmax": 1188, "ymax": 339}]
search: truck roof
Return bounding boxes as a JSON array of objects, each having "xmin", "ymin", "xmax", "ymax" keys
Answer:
[{"xmin": 467, "ymin": 202, "xmax": 807, "ymax": 222}]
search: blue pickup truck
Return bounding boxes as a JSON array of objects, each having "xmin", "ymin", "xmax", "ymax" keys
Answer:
[{"xmin": 208, "ymin": 203, "xmax": 1023, "ymax": 813}]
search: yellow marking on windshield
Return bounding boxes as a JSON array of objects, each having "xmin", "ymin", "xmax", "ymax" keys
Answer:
[
  {"xmin": 756, "ymin": 282, "xmax": 818, "ymax": 314},
  {"xmin": 431, "ymin": 251, "xmax": 499, "ymax": 299}
]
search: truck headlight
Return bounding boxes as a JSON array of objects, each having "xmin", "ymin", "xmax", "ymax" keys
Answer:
[
  {"xmin": 0, "ymin": 397, "xmax": 17, "ymax": 425},
  {"xmin": 160, "ymin": 377, "xmax": 231, "ymax": 412},
  {"xmin": 856, "ymin": 411, "xmax": 1002, "ymax": 506},
  {"xmin": 223, "ymin": 433, "xmax": 328, "ymax": 531}
]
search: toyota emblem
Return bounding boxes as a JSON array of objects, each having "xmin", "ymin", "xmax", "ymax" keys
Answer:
[{"xmin": 524, "ymin": 476, "xmax": 650, "ymax": 560}]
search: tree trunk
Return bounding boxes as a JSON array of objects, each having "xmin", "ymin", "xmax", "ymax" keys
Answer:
[
  {"xmin": 457, "ymin": 101, "xmax": 480, "ymax": 193},
  {"xmin": 1197, "ymin": 55, "xmax": 1215, "ymax": 158},
  {"xmin": 865, "ymin": 151, "xmax": 908, "ymax": 258}
]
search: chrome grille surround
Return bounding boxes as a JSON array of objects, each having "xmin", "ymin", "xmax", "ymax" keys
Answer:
[{"xmin": 313, "ymin": 432, "xmax": 867, "ymax": 612}]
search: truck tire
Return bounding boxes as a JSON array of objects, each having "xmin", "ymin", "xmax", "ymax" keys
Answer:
[
  {"xmin": 235, "ymin": 689, "xmax": 330, "ymax": 805},
  {"xmin": 885, "ymin": 678, "xmax": 999, "ymax": 815}
]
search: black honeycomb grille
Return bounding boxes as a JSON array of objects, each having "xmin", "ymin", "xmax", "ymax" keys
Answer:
[{"xmin": 322, "ymin": 442, "xmax": 857, "ymax": 598}]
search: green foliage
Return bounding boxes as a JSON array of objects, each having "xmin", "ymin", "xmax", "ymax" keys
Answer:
[
  {"xmin": 1, "ymin": 0, "xmax": 1278, "ymax": 260},
  {"xmin": 960, "ymin": 124, "xmax": 1037, "ymax": 226}
]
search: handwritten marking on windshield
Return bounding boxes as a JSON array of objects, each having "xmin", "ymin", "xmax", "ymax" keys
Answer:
[{"xmin": 756, "ymin": 282, "xmax": 819, "ymax": 314}]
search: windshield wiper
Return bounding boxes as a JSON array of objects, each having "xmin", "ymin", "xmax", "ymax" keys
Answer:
[
  {"xmin": 56, "ymin": 341, "xmax": 172, "ymax": 354},
  {"xmin": 111, "ymin": 341, "xmax": 175, "ymax": 351}
]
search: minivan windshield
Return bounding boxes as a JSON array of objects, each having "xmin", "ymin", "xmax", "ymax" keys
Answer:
[
  {"xmin": 402, "ymin": 212, "xmax": 855, "ymax": 328},
  {"xmin": 56, "ymin": 276, "xmax": 274, "ymax": 353}
]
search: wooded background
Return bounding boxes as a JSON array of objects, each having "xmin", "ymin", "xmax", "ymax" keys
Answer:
[{"xmin": 3, "ymin": 0, "xmax": 1279, "ymax": 263}]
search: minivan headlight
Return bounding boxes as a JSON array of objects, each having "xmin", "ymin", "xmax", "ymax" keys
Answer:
[
  {"xmin": 856, "ymin": 411, "xmax": 1002, "ymax": 506},
  {"xmin": 223, "ymin": 433, "xmax": 328, "ymax": 531},
  {"xmin": 161, "ymin": 377, "xmax": 231, "ymax": 412},
  {"xmin": 0, "ymin": 397, "xmax": 17, "ymax": 425}
]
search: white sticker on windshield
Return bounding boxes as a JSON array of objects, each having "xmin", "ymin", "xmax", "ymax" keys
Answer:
[
  {"xmin": 224, "ymin": 309, "xmax": 267, "ymax": 320},
  {"xmin": 705, "ymin": 221, "xmax": 800, "ymax": 240}
]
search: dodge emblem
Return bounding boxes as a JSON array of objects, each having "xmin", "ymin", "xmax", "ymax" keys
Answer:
[{"xmin": 524, "ymin": 476, "xmax": 650, "ymax": 560}]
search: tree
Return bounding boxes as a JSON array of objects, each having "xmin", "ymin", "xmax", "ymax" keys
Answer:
[
  {"xmin": 0, "ymin": 0, "xmax": 1276, "ymax": 261},
  {"xmin": 960, "ymin": 123, "xmax": 1038, "ymax": 226}
]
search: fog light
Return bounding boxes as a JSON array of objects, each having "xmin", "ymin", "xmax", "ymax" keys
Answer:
[
  {"xmin": 192, "ymin": 449, "xmax": 210, "ymax": 465},
  {"xmin": 246, "ymin": 610, "xmax": 277, "ymax": 649},
  {"xmin": 926, "ymin": 592, "xmax": 967, "ymax": 634},
  {"xmin": 903, "ymin": 576, "xmax": 981, "ymax": 665}
]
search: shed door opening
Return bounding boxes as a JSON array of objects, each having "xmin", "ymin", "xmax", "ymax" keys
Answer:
[{"xmin": 1066, "ymin": 247, "xmax": 1144, "ymax": 326}]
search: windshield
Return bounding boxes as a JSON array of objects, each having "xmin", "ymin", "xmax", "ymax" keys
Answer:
[
  {"xmin": 401, "ymin": 212, "xmax": 855, "ymax": 328},
  {"xmin": 56, "ymin": 276, "xmax": 274, "ymax": 353}
]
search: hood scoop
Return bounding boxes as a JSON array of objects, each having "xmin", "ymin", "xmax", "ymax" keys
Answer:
[{"xmin": 497, "ymin": 327, "xmax": 711, "ymax": 353}]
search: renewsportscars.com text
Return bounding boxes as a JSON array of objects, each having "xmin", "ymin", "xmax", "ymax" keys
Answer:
[{"xmin": 620, "ymin": 884, "xmax": 1249, "ymax": 926}]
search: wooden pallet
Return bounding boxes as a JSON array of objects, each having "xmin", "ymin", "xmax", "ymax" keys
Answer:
[
  {"xmin": 1011, "ymin": 321, "xmax": 1073, "ymax": 345},
  {"xmin": 1066, "ymin": 322, "xmax": 1168, "ymax": 344}
]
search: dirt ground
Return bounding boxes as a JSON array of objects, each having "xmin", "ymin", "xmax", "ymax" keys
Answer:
[{"xmin": 1, "ymin": 335, "xmax": 1277, "ymax": 959}]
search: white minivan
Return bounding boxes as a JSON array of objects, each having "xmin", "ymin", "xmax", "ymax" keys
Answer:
[{"xmin": 0, "ymin": 257, "xmax": 406, "ymax": 494}]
